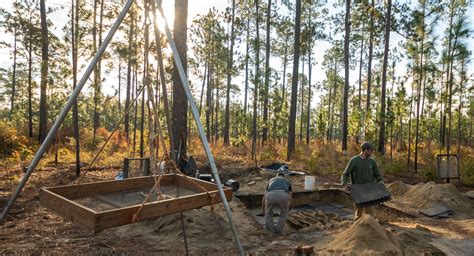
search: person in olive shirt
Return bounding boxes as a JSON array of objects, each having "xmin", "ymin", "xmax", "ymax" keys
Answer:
[
  {"xmin": 262, "ymin": 171, "xmax": 292, "ymax": 235},
  {"xmin": 341, "ymin": 142, "xmax": 384, "ymax": 220}
]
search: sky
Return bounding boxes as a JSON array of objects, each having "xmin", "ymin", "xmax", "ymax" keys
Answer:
[{"xmin": 0, "ymin": 0, "xmax": 473, "ymax": 109}]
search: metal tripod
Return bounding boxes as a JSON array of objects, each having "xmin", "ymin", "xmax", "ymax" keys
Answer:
[{"xmin": 0, "ymin": 0, "xmax": 244, "ymax": 254}]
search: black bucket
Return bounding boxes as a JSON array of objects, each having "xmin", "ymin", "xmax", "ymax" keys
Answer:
[{"xmin": 224, "ymin": 179, "xmax": 240, "ymax": 192}]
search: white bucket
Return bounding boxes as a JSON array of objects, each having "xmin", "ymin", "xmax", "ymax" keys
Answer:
[{"xmin": 304, "ymin": 175, "xmax": 315, "ymax": 190}]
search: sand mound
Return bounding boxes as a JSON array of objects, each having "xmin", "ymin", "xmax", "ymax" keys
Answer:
[
  {"xmin": 110, "ymin": 199, "xmax": 262, "ymax": 253},
  {"xmin": 287, "ymin": 210, "xmax": 351, "ymax": 230},
  {"xmin": 111, "ymin": 208, "xmax": 234, "ymax": 251},
  {"xmin": 322, "ymin": 214, "xmax": 402, "ymax": 255},
  {"xmin": 387, "ymin": 181, "xmax": 473, "ymax": 216},
  {"xmin": 386, "ymin": 181, "xmax": 409, "ymax": 197}
]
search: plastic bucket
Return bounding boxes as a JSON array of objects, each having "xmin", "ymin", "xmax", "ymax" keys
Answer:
[{"xmin": 304, "ymin": 176, "xmax": 315, "ymax": 190}]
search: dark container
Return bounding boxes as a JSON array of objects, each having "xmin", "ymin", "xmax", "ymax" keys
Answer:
[
  {"xmin": 198, "ymin": 174, "xmax": 214, "ymax": 182},
  {"xmin": 224, "ymin": 179, "xmax": 240, "ymax": 192}
]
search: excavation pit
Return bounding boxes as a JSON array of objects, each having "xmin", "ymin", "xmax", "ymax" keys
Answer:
[{"xmin": 236, "ymin": 187, "xmax": 414, "ymax": 229}]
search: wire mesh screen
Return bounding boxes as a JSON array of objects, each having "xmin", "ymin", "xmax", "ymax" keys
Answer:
[
  {"xmin": 74, "ymin": 185, "xmax": 198, "ymax": 212},
  {"xmin": 127, "ymin": 160, "xmax": 143, "ymax": 178}
]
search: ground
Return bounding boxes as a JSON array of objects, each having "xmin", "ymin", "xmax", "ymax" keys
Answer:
[{"xmin": 1, "ymin": 156, "xmax": 474, "ymax": 255}]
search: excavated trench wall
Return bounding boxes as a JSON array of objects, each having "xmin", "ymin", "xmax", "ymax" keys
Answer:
[{"xmin": 236, "ymin": 188, "xmax": 413, "ymax": 221}]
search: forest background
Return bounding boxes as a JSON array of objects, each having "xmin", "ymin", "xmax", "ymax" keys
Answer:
[{"xmin": 0, "ymin": 0, "xmax": 473, "ymax": 185}]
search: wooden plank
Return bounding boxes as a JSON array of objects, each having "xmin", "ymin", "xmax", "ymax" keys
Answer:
[
  {"xmin": 40, "ymin": 188, "xmax": 96, "ymax": 230},
  {"xmin": 94, "ymin": 189, "xmax": 233, "ymax": 232},
  {"xmin": 175, "ymin": 174, "xmax": 223, "ymax": 191},
  {"xmin": 47, "ymin": 175, "xmax": 176, "ymax": 200},
  {"xmin": 40, "ymin": 174, "xmax": 233, "ymax": 232}
]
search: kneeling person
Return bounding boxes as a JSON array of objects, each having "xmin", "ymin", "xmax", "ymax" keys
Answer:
[{"xmin": 263, "ymin": 171, "xmax": 292, "ymax": 235}]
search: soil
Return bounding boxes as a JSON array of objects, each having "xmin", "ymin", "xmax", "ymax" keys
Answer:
[
  {"xmin": 319, "ymin": 214, "xmax": 444, "ymax": 255},
  {"xmin": 387, "ymin": 181, "xmax": 474, "ymax": 218},
  {"xmin": 1, "ymin": 161, "xmax": 474, "ymax": 254}
]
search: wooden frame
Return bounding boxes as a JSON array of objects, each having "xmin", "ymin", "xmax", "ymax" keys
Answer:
[
  {"xmin": 40, "ymin": 174, "xmax": 233, "ymax": 232},
  {"xmin": 436, "ymin": 154, "xmax": 460, "ymax": 183},
  {"xmin": 122, "ymin": 157, "xmax": 150, "ymax": 178}
]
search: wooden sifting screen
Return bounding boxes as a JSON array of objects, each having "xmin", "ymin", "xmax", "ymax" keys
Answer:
[{"xmin": 39, "ymin": 174, "xmax": 233, "ymax": 232}]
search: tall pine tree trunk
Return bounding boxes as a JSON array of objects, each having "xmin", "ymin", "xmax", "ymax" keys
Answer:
[
  {"xmin": 407, "ymin": 68, "xmax": 415, "ymax": 167},
  {"xmin": 199, "ymin": 61, "xmax": 207, "ymax": 115},
  {"xmin": 358, "ymin": 24, "xmax": 364, "ymax": 109},
  {"xmin": 10, "ymin": 26, "xmax": 17, "ymax": 120},
  {"xmin": 140, "ymin": 2, "xmax": 149, "ymax": 159},
  {"xmin": 390, "ymin": 62, "xmax": 395, "ymax": 159},
  {"xmin": 224, "ymin": 0, "xmax": 235, "ymax": 146},
  {"xmin": 72, "ymin": 0, "xmax": 81, "ymax": 176},
  {"xmin": 96, "ymin": 0, "xmax": 104, "ymax": 128},
  {"xmin": 171, "ymin": 0, "xmax": 188, "ymax": 166},
  {"xmin": 125, "ymin": 10, "xmax": 134, "ymax": 141},
  {"xmin": 210, "ymin": 82, "xmax": 215, "ymax": 143},
  {"xmin": 342, "ymin": 0, "xmax": 351, "ymax": 151},
  {"xmin": 262, "ymin": 0, "xmax": 272, "ymax": 144},
  {"xmin": 252, "ymin": 0, "xmax": 260, "ymax": 159},
  {"xmin": 133, "ymin": 63, "xmax": 138, "ymax": 154},
  {"xmin": 118, "ymin": 56, "xmax": 121, "ymax": 114},
  {"xmin": 39, "ymin": 0, "xmax": 49, "ymax": 143},
  {"xmin": 439, "ymin": 62, "xmax": 445, "ymax": 144},
  {"xmin": 326, "ymin": 76, "xmax": 333, "ymax": 141},
  {"xmin": 287, "ymin": 0, "xmax": 301, "ymax": 160},
  {"xmin": 330, "ymin": 68, "xmax": 337, "ymax": 142},
  {"xmin": 244, "ymin": 17, "xmax": 250, "ymax": 116},
  {"xmin": 414, "ymin": 2, "xmax": 426, "ymax": 172},
  {"xmin": 27, "ymin": 14, "xmax": 33, "ymax": 138},
  {"xmin": 446, "ymin": 5, "xmax": 458, "ymax": 158},
  {"xmin": 442, "ymin": 0, "xmax": 455, "ymax": 149},
  {"xmin": 92, "ymin": 0, "xmax": 98, "ymax": 144},
  {"xmin": 216, "ymin": 83, "xmax": 220, "ymax": 143},
  {"xmin": 365, "ymin": 0, "xmax": 375, "ymax": 137},
  {"xmin": 456, "ymin": 61, "xmax": 465, "ymax": 157},
  {"xmin": 150, "ymin": 0, "xmax": 175, "ymax": 158},
  {"xmin": 306, "ymin": 44, "xmax": 312, "ymax": 145},
  {"xmin": 282, "ymin": 35, "xmax": 289, "ymax": 100},
  {"xmin": 378, "ymin": 0, "xmax": 391, "ymax": 155},
  {"xmin": 299, "ymin": 58, "xmax": 304, "ymax": 141},
  {"xmin": 206, "ymin": 64, "xmax": 212, "ymax": 140}
]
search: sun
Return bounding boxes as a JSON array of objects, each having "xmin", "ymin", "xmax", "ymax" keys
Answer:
[{"xmin": 148, "ymin": 0, "xmax": 175, "ymax": 33}]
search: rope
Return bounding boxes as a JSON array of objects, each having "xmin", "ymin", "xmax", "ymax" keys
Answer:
[
  {"xmin": 132, "ymin": 156, "xmax": 166, "ymax": 222},
  {"xmin": 76, "ymin": 84, "xmax": 145, "ymax": 185},
  {"xmin": 131, "ymin": 155, "xmax": 219, "ymax": 222}
]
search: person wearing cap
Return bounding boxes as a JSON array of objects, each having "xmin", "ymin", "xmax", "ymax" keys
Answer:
[
  {"xmin": 341, "ymin": 141, "xmax": 383, "ymax": 220},
  {"xmin": 262, "ymin": 171, "xmax": 292, "ymax": 235}
]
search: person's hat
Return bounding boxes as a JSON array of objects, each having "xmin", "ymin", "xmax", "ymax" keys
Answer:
[{"xmin": 361, "ymin": 142, "xmax": 375, "ymax": 150}]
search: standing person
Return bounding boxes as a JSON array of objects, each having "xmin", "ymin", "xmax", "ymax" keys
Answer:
[
  {"xmin": 341, "ymin": 142, "xmax": 384, "ymax": 220},
  {"xmin": 263, "ymin": 171, "xmax": 292, "ymax": 235}
]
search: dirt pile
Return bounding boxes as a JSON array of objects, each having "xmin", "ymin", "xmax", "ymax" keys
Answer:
[
  {"xmin": 112, "ymin": 208, "xmax": 233, "ymax": 252},
  {"xmin": 386, "ymin": 180, "xmax": 409, "ymax": 197},
  {"xmin": 322, "ymin": 214, "xmax": 402, "ymax": 255},
  {"xmin": 287, "ymin": 209, "xmax": 351, "ymax": 230},
  {"xmin": 111, "ymin": 199, "xmax": 263, "ymax": 254},
  {"xmin": 387, "ymin": 181, "xmax": 473, "ymax": 217}
]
